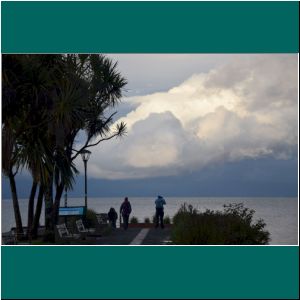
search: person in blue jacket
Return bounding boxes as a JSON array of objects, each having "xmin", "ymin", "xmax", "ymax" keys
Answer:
[{"xmin": 155, "ymin": 195, "xmax": 166, "ymax": 229}]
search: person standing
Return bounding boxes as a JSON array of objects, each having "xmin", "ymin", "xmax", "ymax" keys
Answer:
[
  {"xmin": 120, "ymin": 197, "xmax": 132, "ymax": 230},
  {"xmin": 155, "ymin": 195, "xmax": 166, "ymax": 229},
  {"xmin": 108, "ymin": 207, "xmax": 118, "ymax": 228}
]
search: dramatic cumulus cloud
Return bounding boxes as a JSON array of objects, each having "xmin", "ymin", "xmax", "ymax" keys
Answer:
[{"xmin": 75, "ymin": 54, "xmax": 298, "ymax": 179}]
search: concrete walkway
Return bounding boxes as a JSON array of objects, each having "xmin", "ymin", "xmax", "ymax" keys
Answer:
[
  {"xmin": 130, "ymin": 228, "xmax": 150, "ymax": 245},
  {"xmin": 94, "ymin": 227, "xmax": 172, "ymax": 245},
  {"xmin": 2, "ymin": 226, "xmax": 172, "ymax": 245},
  {"xmin": 141, "ymin": 227, "xmax": 172, "ymax": 245}
]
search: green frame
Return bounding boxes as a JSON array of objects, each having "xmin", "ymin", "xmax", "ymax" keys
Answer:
[{"xmin": 1, "ymin": 1, "xmax": 299, "ymax": 53}]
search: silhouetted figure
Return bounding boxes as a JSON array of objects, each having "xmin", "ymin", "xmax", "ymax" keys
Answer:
[
  {"xmin": 120, "ymin": 197, "xmax": 132, "ymax": 230},
  {"xmin": 108, "ymin": 207, "xmax": 118, "ymax": 228},
  {"xmin": 155, "ymin": 195, "xmax": 166, "ymax": 229}
]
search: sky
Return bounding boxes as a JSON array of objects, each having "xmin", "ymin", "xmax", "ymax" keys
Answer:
[{"xmin": 2, "ymin": 54, "xmax": 298, "ymax": 197}]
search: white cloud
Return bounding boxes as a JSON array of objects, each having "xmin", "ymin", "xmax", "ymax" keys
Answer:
[
  {"xmin": 76, "ymin": 54, "xmax": 298, "ymax": 179},
  {"xmin": 109, "ymin": 54, "xmax": 239, "ymax": 96}
]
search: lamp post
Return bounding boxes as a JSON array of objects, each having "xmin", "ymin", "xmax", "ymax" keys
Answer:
[
  {"xmin": 64, "ymin": 188, "xmax": 68, "ymax": 207},
  {"xmin": 80, "ymin": 150, "xmax": 91, "ymax": 208},
  {"xmin": 64, "ymin": 188, "xmax": 68, "ymax": 226}
]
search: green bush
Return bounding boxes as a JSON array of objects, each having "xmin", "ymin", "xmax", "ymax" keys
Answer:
[
  {"xmin": 144, "ymin": 217, "xmax": 151, "ymax": 224},
  {"xmin": 85, "ymin": 208, "xmax": 98, "ymax": 228},
  {"xmin": 164, "ymin": 215, "xmax": 171, "ymax": 224},
  {"xmin": 130, "ymin": 216, "xmax": 139, "ymax": 224},
  {"xmin": 171, "ymin": 203, "xmax": 270, "ymax": 245}
]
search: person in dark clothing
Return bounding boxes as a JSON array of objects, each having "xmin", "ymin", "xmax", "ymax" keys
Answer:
[
  {"xmin": 155, "ymin": 195, "xmax": 166, "ymax": 229},
  {"xmin": 108, "ymin": 207, "xmax": 118, "ymax": 228},
  {"xmin": 120, "ymin": 197, "xmax": 132, "ymax": 230}
]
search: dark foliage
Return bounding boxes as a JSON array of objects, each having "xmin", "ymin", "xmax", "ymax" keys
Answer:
[{"xmin": 172, "ymin": 203, "xmax": 270, "ymax": 245}]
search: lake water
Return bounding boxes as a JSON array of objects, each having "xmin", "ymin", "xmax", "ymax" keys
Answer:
[{"xmin": 1, "ymin": 197, "xmax": 298, "ymax": 245}]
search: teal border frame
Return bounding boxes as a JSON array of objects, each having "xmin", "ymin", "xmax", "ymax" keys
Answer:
[
  {"xmin": 1, "ymin": 1, "xmax": 299, "ymax": 53},
  {"xmin": 1, "ymin": 246, "xmax": 299, "ymax": 299},
  {"xmin": 1, "ymin": 1, "xmax": 299, "ymax": 299}
]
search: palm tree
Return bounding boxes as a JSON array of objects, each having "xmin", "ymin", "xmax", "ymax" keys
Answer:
[
  {"xmin": 2, "ymin": 55, "xmax": 62, "ymax": 235},
  {"xmin": 50, "ymin": 54, "xmax": 127, "ymax": 228},
  {"xmin": 2, "ymin": 54, "xmax": 128, "ymax": 239}
]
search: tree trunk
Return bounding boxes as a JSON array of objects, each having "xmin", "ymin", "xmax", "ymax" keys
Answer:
[
  {"xmin": 31, "ymin": 185, "xmax": 44, "ymax": 238},
  {"xmin": 27, "ymin": 180, "xmax": 38, "ymax": 239},
  {"xmin": 52, "ymin": 183, "xmax": 65, "ymax": 226},
  {"xmin": 44, "ymin": 182, "xmax": 54, "ymax": 232},
  {"xmin": 43, "ymin": 181, "xmax": 56, "ymax": 242},
  {"xmin": 8, "ymin": 171, "xmax": 23, "ymax": 234}
]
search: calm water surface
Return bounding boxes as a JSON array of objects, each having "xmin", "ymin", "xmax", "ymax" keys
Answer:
[{"xmin": 1, "ymin": 197, "xmax": 298, "ymax": 245}]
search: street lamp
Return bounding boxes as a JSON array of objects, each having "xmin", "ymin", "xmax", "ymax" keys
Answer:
[
  {"xmin": 80, "ymin": 150, "xmax": 91, "ymax": 208},
  {"xmin": 64, "ymin": 188, "xmax": 68, "ymax": 207}
]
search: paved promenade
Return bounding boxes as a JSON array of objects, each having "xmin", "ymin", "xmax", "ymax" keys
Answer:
[
  {"xmin": 2, "ymin": 226, "xmax": 172, "ymax": 245},
  {"xmin": 95, "ymin": 227, "xmax": 172, "ymax": 245}
]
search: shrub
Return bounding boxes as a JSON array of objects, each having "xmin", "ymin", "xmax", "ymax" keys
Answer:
[
  {"xmin": 85, "ymin": 209, "xmax": 98, "ymax": 228},
  {"xmin": 171, "ymin": 203, "xmax": 270, "ymax": 245},
  {"xmin": 144, "ymin": 217, "xmax": 151, "ymax": 224},
  {"xmin": 130, "ymin": 216, "xmax": 139, "ymax": 224},
  {"xmin": 164, "ymin": 215, "xmax": 171, "ymax": 224}
]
